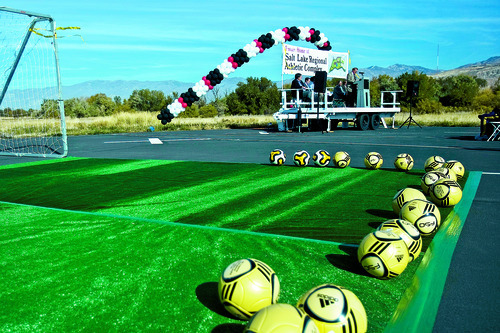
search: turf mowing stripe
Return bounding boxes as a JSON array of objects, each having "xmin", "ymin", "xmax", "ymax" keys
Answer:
[
  {"xmin": 0, "ymin": 200, "xmax": 356, "ymax": 247},
  {"xmin": 245, "ymin": 170, "xmax": 374, "ymax": 231},
  {"xmin": 383, "ymin": 171, "xmax": 482, "ymax": 333},
  {"xmin": 106, "ymin": 166, "xmax": 328, "ymax": 222},
  {"xmin": 215, "ymin": 168, "xmax": 364, "ymax": 227}
]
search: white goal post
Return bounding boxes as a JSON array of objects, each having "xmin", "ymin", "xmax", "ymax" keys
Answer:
[{"xmin": 0, "ymin": 7, "xmax": 68, "ymax": 158}]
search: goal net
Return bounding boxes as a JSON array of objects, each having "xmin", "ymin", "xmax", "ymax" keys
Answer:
[{"xmin": 0, "ymin": 7, "xmax": 68, "ymax": 158}]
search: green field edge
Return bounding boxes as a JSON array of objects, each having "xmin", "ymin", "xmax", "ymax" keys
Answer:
[
  {"xmin": 384, "ymin": 171, "xmax": 482, "ymax": 333},
  {"xmin": 0, "ymin": 200, "xmax": 357, "ymax": 248}
]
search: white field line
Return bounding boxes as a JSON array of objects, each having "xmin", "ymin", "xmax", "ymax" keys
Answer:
[{"xmin": 103, "ymin": 138, "xmax": 212, "ymax": 144}]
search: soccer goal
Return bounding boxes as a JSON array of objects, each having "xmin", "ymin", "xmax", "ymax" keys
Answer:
[{"xmin": 0, "ymin": 7, "xmax": 67, "ymax": 158}]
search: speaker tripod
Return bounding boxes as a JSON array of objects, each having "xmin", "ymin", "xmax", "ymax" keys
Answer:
[{"xmin": 399, "ymin": 96, "xmax": 422, "ymax": 129}]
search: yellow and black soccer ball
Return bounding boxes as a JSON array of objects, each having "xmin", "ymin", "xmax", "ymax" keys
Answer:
[
  {"xmin": 399, "ymin": 199, "xmax": 441, "ymax": 236},
  {"xmin": 218, "ymin": 258, "xmax": 280, "ymax": 320},
  {"xmin": 296, "ymin": 284, "xmax": 367, "ymax": 333},
  {"xmin": 429, "ymin": 179, "xmax": 463, "ymax": 207},
  {"xmin": 294, "ymin": 150, "xmax": 311, "ymax": 167},
  {"xmin": 434, "ymin": 167, "xmax": 457, "ymax": 181},
  {"xmin": 313, "ymin": 150, "xmax": 331, "ymax": 167},
  {"xmin": 333, "ymin": 151, "xmax": 351, "ymax": 168},
  {"xmin": 394, "ymin": 153, "xmax": 414, "ymax": 171},
  {"xmin": 269, "ymin": 149, "xmax": 286, "ymax": 166},
  {"xmin": 377, "ymin": 219, "xmax": 422, "ymax": 262},
  {"xmin": 244, "ymin": 303, "xmax": 319, "ymax": 333},
  {"xmin": 443, "ymin": 160, "xmax": 465, "ymax": 180},
  {"xmin": 424, "ymin": 155, "xmax": 446, "ymax": 172},
  {"xmin": 364, "ymin": 152, "xmax": 383, "ymax": 170},
  {"xmin": 357, "ymin": 230, "xmax": 410, "ymax": 279},
  {"xmin": 392, "ymin": 188, "xmax": 427, "ymax": 214},
  {"xmin": 420, "ymin": 171, "xmax": 446, "ymax": 195}
]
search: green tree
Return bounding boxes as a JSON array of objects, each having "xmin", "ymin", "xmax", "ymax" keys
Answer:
[
  {"xmin": 473, "ymin": 88, "xmax": 500, "ymax": 113},
  {"xmin": 199, "ymin": 104, "xmax": 218, "ymax": 118},
  {"xmin": 129, "ymin": 89, "xmax": 167, "ymax": 111},
  {"xmin": 87, "ymin": 93, "xmax": 115, "ymax": 116},
  {"xmin": 64, "ymin": 97, "xmax": 91, "ymax": 118},
  {"xmin": 226, "ymin": 77, "xmax": 280, "ymax": 115},
  {"xmin": 39, "ymin": 99, "xmax": 60, "ymax": 118},
  {"xmin": 396, "ymin": 71, "xmax": 441, "ymax": 107},
  {"xmin": 438, "ymin": 75, "xmax": 479, "ymax": 107},
  {"xmin": 177, "ymin": 104, "xmax": 199, "ymax": 118},
  {"xmin": 369, "ymin": 75, "xmax": 399, "ymax": 107}
]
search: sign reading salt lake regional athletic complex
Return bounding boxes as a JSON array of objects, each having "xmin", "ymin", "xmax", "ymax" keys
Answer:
[{"xmin": 282, "ymin": 44, "xmax": 349, "ymax": 78}]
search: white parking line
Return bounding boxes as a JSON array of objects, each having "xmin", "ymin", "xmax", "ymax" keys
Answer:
[{"xmin": 104, "ymin": 138, "xmax": 212, "ymax": 144}]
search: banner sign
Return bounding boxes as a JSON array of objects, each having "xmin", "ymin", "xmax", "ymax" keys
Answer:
[{"xmin": 282, "ymin": 44, "xmax": 349, "ymax": 78}]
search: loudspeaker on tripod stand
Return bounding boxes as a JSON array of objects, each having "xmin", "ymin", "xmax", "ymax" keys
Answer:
[
  {"xmin": 314, "ymin": 71, "xmax": 327, "ymax": 93},
  {"xmin": 407, "ymin": 80, "xmax": 419, "ymax": 98}
]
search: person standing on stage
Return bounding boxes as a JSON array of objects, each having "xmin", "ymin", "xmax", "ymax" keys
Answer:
[{"xmin": 346, "ymin": 67, "xmax": 361, "ymax": 107}]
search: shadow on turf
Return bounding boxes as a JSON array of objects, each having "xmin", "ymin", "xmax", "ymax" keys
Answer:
[
  {"xmin": 325, "ymin": 245, "xmax": 370, "ymax": 277},
  {"xmin": 211, "ymin": 323, "xmax": 246, "ymax": 333},
  {"xmin": 196, "ymin": 282, "xmax": 242, "ymax": 321},
  {"xmin": 366, "ymin": 208, "xmax": 395, "ymax": 221}
]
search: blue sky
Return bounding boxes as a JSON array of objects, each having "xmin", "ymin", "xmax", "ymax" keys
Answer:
[{"xmin": 3, "ymin": 0, "xmax": 499, "ymax": 85}]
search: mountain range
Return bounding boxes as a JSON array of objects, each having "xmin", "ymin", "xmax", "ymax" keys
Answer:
[{"xmin": 60, "ymin": 56, "xmax": 499, "ymax": 100}]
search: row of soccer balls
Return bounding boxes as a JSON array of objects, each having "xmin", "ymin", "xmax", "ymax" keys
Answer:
[
  {"xmin": 270, "ymin": 149, "xmax": 416, "ymax": 171},
  {"xmin": 215, "ymin": 156, "xmax": 466, "ymax": 332},
  {"xmin": 218, "ymin": 258, "xmax": 367, "ymax": 333},
  {"xmin": 358, "ymin": 156, "xmax": 466, "ymax": 280}
]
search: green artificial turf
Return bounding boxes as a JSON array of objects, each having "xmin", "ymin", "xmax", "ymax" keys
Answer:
[
  {"xmin": 0, "ymin": 157, "xmax": 450, "ymax": 245},
  {"xmin": 0, "ymin": 158, "xmax": 469, "ymax": 332},
  {"xmin": 0, "ymin": 202, "xmax": 421, "ymax": 332}
]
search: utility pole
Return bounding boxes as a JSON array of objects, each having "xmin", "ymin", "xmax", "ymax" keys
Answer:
[{"xmin": 437, "ymin": 43, "xmax": 440, "ymax": 72}]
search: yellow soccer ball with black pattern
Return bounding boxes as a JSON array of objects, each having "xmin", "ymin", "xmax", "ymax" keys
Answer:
[
  {"xmin": 218, "ymin": 258, "xmax": 280, "ymax": 320},
  {"xmin": 392, "ymin": 187, "xmax": 426, "ymax": 214},
  {"xmin": 399, "ymin": 199, "xmax": 441, "ymax": 236},
  {"xmin": 333, "ymin": 151, "xmax": 351, "ymax": 168},
  {"xmin": 357, "ymin": 230, "xmax": 410, "ymax": 279},
  {"xmin": 294, "ymin": 150, "xmax": 310, "ymax": 167},
  {"xmin": 269, "ymin": 149, "xmax": 286, "ymax": 166},
  {"xmin": 244, "ymin": 303, "xmax": 319, "ymax": 333},
  {"xmin": 443, "ymin": 160, "xmax": 465, "ymax": 180},
  {"xmin": 435, "ymin": 167, "xmax": 457, "ymax": 181},
  {"xmin": 421, "ymin": 171, "xmax": 446, "ymax": 195},
  {"xmin": 429, "ymin": 179, "xmax": 463, "ymax": 207},
  {"xmin": 424, "ymin": 155, "xmax": 446, "ymax": 172},
  {"xmin": 364, "ymin": 152, "xmax": 383, "ymax": 170},
  {"xmin": 296, "ymin": 284, "xmax": 367, "ymax": 333},
  {"xmin": 313, "ymin": 150, "xmax": 331, "ymax": 167},
  {"xmin": 377, "ymin": 219, "xmax": 422, "ymax": 262},
  {"xmin": 394, "ymin": 153, "xmax": 414, "ymax": 171}
]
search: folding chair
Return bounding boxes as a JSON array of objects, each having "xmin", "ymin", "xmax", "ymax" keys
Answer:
[{"xmin": 487, "ymin": 122, "xmax": 500, "ymax": 141}]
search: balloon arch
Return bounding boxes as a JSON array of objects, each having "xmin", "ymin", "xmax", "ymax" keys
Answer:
[{"xmin": 157, "ymin": 26, "xmax": 331, "ymax": 124}]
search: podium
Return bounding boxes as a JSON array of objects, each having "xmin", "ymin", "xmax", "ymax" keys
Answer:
[{"xmin": 355, "ymin": 79, "xmax": 370, "ymax": 107}]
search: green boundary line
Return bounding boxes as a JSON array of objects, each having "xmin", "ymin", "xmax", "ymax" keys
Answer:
[
  {"xmin": 384, "ymin": 171, "xmax": 482, "ymax": 333},
  {"xmin": 0, "ymin": 200, "xmax": 356, "ymax": 247}
]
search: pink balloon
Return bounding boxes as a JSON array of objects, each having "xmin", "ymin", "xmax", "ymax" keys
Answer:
[
  {"xmin": 259, "ymin": 47, "xmax": 264, "ymax": 53},
  {"xmin": 306, "ymin": 37, "xmax": 311, "ymax": 42},
  {"xmin": 323, "ymin": 42, "xmax": 328, "ymax": 47},
  {"xmin": 228, "ymin": 56, "xmax": 234, "ymax": 62},
  {"xmin": 282, "ymin": 27, "xmax": 288, "ymax": 33},
  {"xmin": 181, "ymin": 102, "xmax": 187, "ymax": 108},
  {"xmin": 309, "ymin": 29, "xmax": 315, "ymax": 34},
  {"xmin": 178, "ymin": 97, "xmax": 184, "ymax": 103},
  {"xmin": 256, "ymin": 41, "xmax": 262, "ymax": 47},
  {"xmin": 204, "ymin": 79, "xmax": 211, "ymax": 85},
  {"xmin": 285, "ymin": 34, "xmax": 290, "ymax": 40},
  {"xmin": 202, "ymin": 76, "xmax": 206, "ymax": 80},
  {"xmin": 232, "ymin": 62, "xmax": 238, "ymax": 69},
  {"xmin": 209, "ymin": 85, "xmax": 213, "ymax": 90}
]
